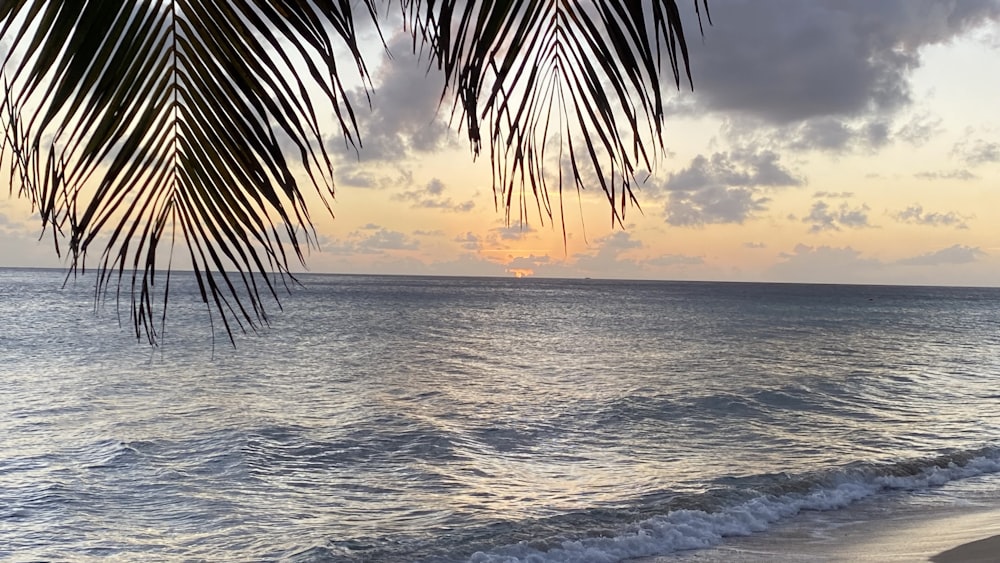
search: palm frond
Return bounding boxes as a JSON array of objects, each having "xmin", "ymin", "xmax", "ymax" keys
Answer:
[
  {"xmin": 1, "ymin": 0, "xmax": 379, "ymax": 343},
  {"xmin": 403, "ymin": 0, "xmax": 709, "ymax": 234},
  {"xmin": 2, "ymin": 0, "xmax": 709, "ymax": 344}
]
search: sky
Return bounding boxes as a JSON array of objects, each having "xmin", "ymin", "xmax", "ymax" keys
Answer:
[{"xmin": 2, "ymin": 0, "xmax": 1000, "ymax": 286}]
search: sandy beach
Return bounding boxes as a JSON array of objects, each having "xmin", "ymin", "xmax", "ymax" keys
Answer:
[{"xmin": 932, "ymin": 535, "xmax": 1000, "ymax": 563}]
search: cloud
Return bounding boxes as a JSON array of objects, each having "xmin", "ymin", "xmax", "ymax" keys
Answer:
[
  {"xmin": 813, "ymin": 191, "xmax": 854, "ymax": 198},
  {"xmin": 681, "ymin": 2, "xmax": 1000, "ymax": 153},
  {"xmin": 647, "ymin": 254, "xmax": 705, "ymax": 267},
  {"xmin": 505, "ymin": 254, "xmax": 552, "ymax": 270},
  {"xmin": 767, "ymin": 243, "xmax": 884, "ymax": 283},
  {"xmin": 543, "ymin": 232, "xmax": 705, "ymax": 278},
  {"xmin": 662, "ymin": 149, "xmax": 802, "ymax": 225},
  {"xmin": 0, "ymin": 212, "xmax": 18, "ymax": 233},
  {"xmin": 952, "ymin": 137, "xmax": 1000, "ymax": 165},
  {"xmin": 335, "ymin": 165, "xmax": 415, "ymax": 191},
  {"xmin": 896, "ymin": 113, "xmax": 944, "ymax": 146},
  {"xmin": 394, "ymin": 177, "xmax": 476, "ymax": 212},
  {"xmin": 491, "ymin": 223, "xmax": 537, "ymax": 241},
  {"xmin": 892, "ymin": 205, "xmax": 971, "ymax": 228},
  {"xmin": 898, "ymin": 244, "xmax": 985, "ymax": 266},
  {"xmin": 667, "ymin": 186, "xmax": 771, "ymax": 226},
  {"xmin": 569, "ymin": 231, "xmax": 645, "ymax": 275},
  {"xmin": 454, "ymin": 232, "xmax": 481, "ymax": 251},
  {"xmin": 687, "ymin": 1, "xmax": 1000, "ymax": 124},
  {"xmin": 336, "ymin": 33, "xmax": 455, "ymax": 163},
  {"xmin": 335, "ymin": 167, "xmax": 378, "ymax": 188},
  {"xmin": 356, "ymin": 229, "xmax": 419, "ymax": 251},
  {"xmin": 0, "ymin": 211, "xmax": 65, "ymax": 268},
  {"xmin": 320, "ymin": 226, "xmax": 420, "ymax": 255},
  {"xmin": 665, "ymin": 150, "xmax": 803, "ymax": 192},
  {"xmin": 913, "ymin": 170, "xmax": 978, "ymax": 181},
  {"xmin": 804, "ymin": 201, "xmax": 872, "ymax": 232},
  {"xmin": 725, "ymin": 115, "xmax": 895, "ymax": 154},
  {"xmin": 786, "ymin": 118, "xmax": 855, "ymax": 151}
]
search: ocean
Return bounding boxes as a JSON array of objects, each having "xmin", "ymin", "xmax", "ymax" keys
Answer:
[{"xmin": 2, "ymin": 268, "xmax": 1000, "ymax": 561}]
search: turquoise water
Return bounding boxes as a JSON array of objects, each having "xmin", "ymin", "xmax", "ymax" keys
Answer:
[{"xmin": 2, "ymin": 269, "xmax": 1000, "ymax": 561}]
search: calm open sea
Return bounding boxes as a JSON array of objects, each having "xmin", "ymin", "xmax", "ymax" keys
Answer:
[{"xmin": 2, "ymin": 268, "xmax": 1000, "ymax": 561}]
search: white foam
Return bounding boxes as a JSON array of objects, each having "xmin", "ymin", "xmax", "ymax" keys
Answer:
[{"xmin": 469, "ymin": 451, "xmax": 1000, "ymax": 563}]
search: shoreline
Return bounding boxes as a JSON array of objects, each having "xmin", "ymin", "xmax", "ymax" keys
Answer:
[{"xmin": 632, "ymin": 504, "xmax": 1000, "ymax": 562}]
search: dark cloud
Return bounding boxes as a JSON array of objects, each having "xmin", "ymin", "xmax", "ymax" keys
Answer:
[
  {"xmin": 667, "ymin": 186, "xmax": 770, "ymax": 226},
  {"xmin": 786, "ymin": 118, "xmax": 855, "ymax": 151},
  {"xmin": 680, "ymin": 1, "xmax": 1000, "ymax": 153},
  {"xmin": 662, "ymin": 149, "xmax": 802, "ymax": 225},
  {"xmin": 687, "ymin": 1, "xmax": 1000, "ymax": 124},
  {"xmin": 666, "ymin": 150, "xmax": 803, "ymax": 192},
  {"xmin": 863, "ymin": 120, "xmax": 892, "ymax": 147},
  {"xmin": 893, "ymin": 205, "xmax": 971, "ymax": 228},
  {"xmin": 898, "ymin": 244, "xmax": 985, "ymax": 265},
  {"xmin": 336, "ymin": 33, "xmax": 455, "ymax": 162},
  {"xmin": 744, "ymin": 241, "xmax": 767, "ymax": 249},
  {"xmin": 804, "ymin": 200, "xmax": 872, "ymax": 233},
  {"xmin": 778, "ymin": 117, "xmax": 894, "ymax": 152},
  {"xmin": 813, "ymin": 191, "xmax": 854, "ymax": 198}
]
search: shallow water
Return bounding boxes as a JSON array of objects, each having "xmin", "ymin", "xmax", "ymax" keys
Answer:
[{"xmin": 2, "ymin": 269, "xmax": 1000, "ymax": 561}]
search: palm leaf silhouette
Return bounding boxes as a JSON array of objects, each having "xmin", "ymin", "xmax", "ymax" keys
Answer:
[
  {"xmin": 406, "ymin": 0, "xmax": 709, "ymax": 232},
  {"xmin": 1, "ymin": 1, "xmax": 707, "ymax": 343}
]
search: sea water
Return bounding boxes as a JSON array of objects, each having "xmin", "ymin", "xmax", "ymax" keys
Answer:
[{"xmin": 2, "ymin": 268, "xmax": 999, "ymax": 561}]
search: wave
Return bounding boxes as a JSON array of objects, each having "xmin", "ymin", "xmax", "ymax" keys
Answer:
[
  {"xmin": 286, "ymin": 445, "xmax": 994, "ymax": 563},
  {"xmin": 458, "ymin": 445, "xmax": 1000, "ymax": 563}
]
